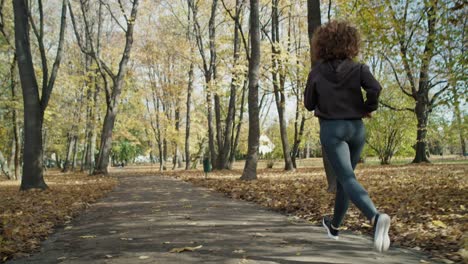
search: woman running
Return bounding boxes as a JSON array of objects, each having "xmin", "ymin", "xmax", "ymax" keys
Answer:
[{"xmin": 304, "ymin": 20, "xmax": 391, "ymax": 252}]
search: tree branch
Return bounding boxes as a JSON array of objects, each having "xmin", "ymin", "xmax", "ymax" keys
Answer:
[
  {"xmin": 41, "ymin": 0, "xmax": 68, "ymax": 112},
  {"xmin": 380, "ymin": 52, "xmax": 413, "ymax": 98},
  {"xmin": 38, "ymin": 0, "xmax": 44, "ymax": 39},
  {"xmin": 380, "ymin": 101, "xmax": 414, "ymax": 112},
  {"xmin": 220, "ymin": 0, "xmax": 249, "ymax": 60},
  {"xmin": 27, "ymin": 3, "xmax": 48, "ymax": 95},
  {"xmin": 429, "ymin": 83, "xmax": 450, "ymax": 108},
  {"xmin": 100, "ymin": 0, "xmax": 127, "ymax": 32},
  {"xmin": 117, "ymin": 0, "xmax": 129, "ymax": 23},
  {"xmin": 429, "ymin": 79, "xmax": 448, "ymax": 89},
  {"xmin": 0, "ymin": 0, "xmax": 12, "ymax": 47},
  {"xmin": 69, "ymin": 0, "xmax": 113, "ymax": 98},
  {"xmin": 387, "ymin": 1, "xmax": 418, "ymax": 95},
  {"xmin": 78, "ymin": 0, "xmax": 115, "ymax": 79},
  {"xmin": 189, "ymin": 0, "xmax": 210, "ymax": 75}
]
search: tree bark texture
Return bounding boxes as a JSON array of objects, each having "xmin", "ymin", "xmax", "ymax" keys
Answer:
[
  {"xmin": 271, "ymin": 0, "xmax": 293, "ymax": 171},
  {"xmin": 241, "ymin": 0, "xmax": 261, "ymax": 181},
  {"xmin": 14, "ymin": 0, "xmax": 68, "ymax": 190},
  {"xmin": 307, "ymin": 0, "xmax": 321, "ymax": 66},
  {"xmin": 94, "ymin": 0, "xmax": 140, "ymax": 174},
  {"xmin": 185, "ymin": 0, "xmax": 194, "ymax": 170},
  {"xmin": 9, "ymin": 55, "xmax": 20, "ymax": 180},
  {"xmin": 189, "ymin": 0, "xmax": 218, "ymax": 169}
]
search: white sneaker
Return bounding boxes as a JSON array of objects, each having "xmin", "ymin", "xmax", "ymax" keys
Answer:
[{"xmin": 373, "ymin": 213, "xmax": 391, "ymax": 252}]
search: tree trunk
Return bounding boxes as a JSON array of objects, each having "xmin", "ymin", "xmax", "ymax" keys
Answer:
[
  {"xmin": 55, "ymin": 152, "xmax": 61, "ymax": 169},
  {"xmin": 15, "ymin": 0, "xmax": 67, "ymax": 189},
  {"xmin": 413, "ymin": 97, "xmax": 430, "ymax": 163},
  {"xmin": 157, "ymin": 130, "xmax": 165, "ymax": 171},
  {"xmin": 82, "ymin": 31, "xmax": 97, "ymax": 172},
  {"xmin": 307, "ymin": 0, "xmax": 321, "ymax": 66},
  {"xmin": 271, "ymin": 0, "xmax": 293, "ymax": 171},
  {"xmin": 229, "ymin": 78, "xmax": 248, "ymax": 169},
  {"xmin": 185, "ymin": 0, "xmax": 194, "ymax": 170},
  {"xmin": 21, "ymin": 103, "xmax": 46, "ymax": 189},
  {"xmin": 391, "ymin": 0, "xmax": 436, "ymax": 164},
  {"xmin": 205, "ymin": 81, "xmax": 217, "ymax": 169},
  {"xmin": 291, "ymin": 115, "xmax": 305, "ymax": 168},
  {"xmin": 291, "ymin": 12, "xmax": 306, "ymax": 169},
  {"xmin": 214, "ymin": 94, "xmax": 223, "ymax": 166},
  {"xmin": 63, "ymin": 90, "xmax": 83, "ymax": 172},
  {"xmin": 163, "ymin": 139, "xmax": 168, "ymax": 168},
  {"xmin": 241, "ymin": 0, "xmax": 261, "ymax": 181},
  {"xmin": 71, "ymin": 136, "xmax": 78, "ymax": 171},
  {"xmin": 185, "ymin": 9, "xmax": 194, "ymax": 170},
  {"xmin": 8, "ymin": 138, "xmax": 16, "ymax": 179},
  {"xmin": 62, "ymin": 134, "xmax": 73, "ymax": 172},
  {"xmin": 189, "ymin": 0, "xmax": 218, "ymax": 169},
  {"xmin": 272, "ymin": 77, "xmax": 294, "ymax": 170},
  {"xmin": 452, "ymin": 87, "xmax": 466, "ymax": 155},
  {"xmin": 0, "ymin": 150, "xmax": 11, "ymax": 179},
  {"xmin": 208, "ymin": 0, "xmax": 219, "ymax": 169},
  {"xmin": 10, "ymin": 55, "xmax": 20, "ymax": 180},
  {"xmin": 220, "ymin": 0, "xmax": 243, "ymax": 170},
  {"xmin": 94, "ymin": 107, "xmax": 117, "ymax": 174},
  {"xmin": 72, "ymin": 0, "xmax": 140, "ymax": 175},
  {"xmin": 173, "ymin": 105, "xmax": 181, "ymax": 170},
  {"xmin": 86, "ymin": 3, "xmax": 102, "ymax": 175},
  {"xmin": 14, "ymin": 0, "xmax": 47, "ymax": 190},
  {"xmin": 185, "ymin": 61, "xmax": 193, "ymax": 170}
]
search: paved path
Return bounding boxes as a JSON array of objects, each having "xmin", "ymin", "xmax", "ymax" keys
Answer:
[{"xmin": 8, "ymin": 175, "xmax": 433, "ymax": 264}]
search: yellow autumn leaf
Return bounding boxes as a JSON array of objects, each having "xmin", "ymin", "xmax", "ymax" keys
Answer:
[{"xmin": 432, "ymin": 220, "xmax": 447, "ymax": 229}]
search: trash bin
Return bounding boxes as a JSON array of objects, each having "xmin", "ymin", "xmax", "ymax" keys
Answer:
[{"xmin": 203, "ymin": 157, "xmax": 211, "ymax": 178}]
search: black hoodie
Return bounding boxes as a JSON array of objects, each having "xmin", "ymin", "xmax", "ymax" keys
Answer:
[{"xmin": 304, "ymin": 59, "xmax": 382, "ymax": 119}]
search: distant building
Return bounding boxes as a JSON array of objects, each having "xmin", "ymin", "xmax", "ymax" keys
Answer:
[{"xmin": 135, "ymin": 155, "xmax": 151, "ymax": 163}]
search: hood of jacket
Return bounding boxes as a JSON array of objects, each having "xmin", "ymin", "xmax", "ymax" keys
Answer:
[{"xmin": 318, "ymin": 59, "xmax": 360, "ymax": 83}]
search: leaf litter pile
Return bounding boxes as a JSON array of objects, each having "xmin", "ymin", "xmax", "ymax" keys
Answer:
[
  {"xmin": 0, "ymin": 172, "xmax": 117, "ymax": 262},
  {"xmin": 172, "ymin": 163, "xmax": 467, "ymax": 263}
]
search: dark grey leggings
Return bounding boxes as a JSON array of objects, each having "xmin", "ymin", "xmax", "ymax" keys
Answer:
[{"xmin": 320, "ymin": 119, "xmax": 378, "ymax": 227}]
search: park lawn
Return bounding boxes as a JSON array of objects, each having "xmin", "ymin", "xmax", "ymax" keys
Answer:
[
  {"xmin": 169, "ymin": 163, "xmax": 467, "ymax": 263},
  {"xmin": 0, "ymin": 171, "xmax": 117, "ymax": 262}
]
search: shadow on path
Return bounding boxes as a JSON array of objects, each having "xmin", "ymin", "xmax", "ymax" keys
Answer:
[{"xmin": 8, "ymin": 175, "xmax": 433, "ymax": 264}]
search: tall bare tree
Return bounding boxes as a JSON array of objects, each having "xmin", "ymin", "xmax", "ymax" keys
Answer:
[
  {"xmin": 82, "ymin": 1, "xmax": 103, "ymax": 174},
  {"xmin": 189, "ymin": 0, "xmax": 219, "ymax": 169},
  {"xmin": 185, "ymin": 0, "xmax": 194, "ymax": 170},
  {"xmin": 0, "ymin": 3, "xmax": 20, "ymax": 179},
  {"xmin": 69, "ymin": 0, "xmax": 140, "ymax": 174},
  {"xmin": 13, "ymin": 0, "xmax": 68, "ymax": 190},
  {"xmin": 240, "ymin": 0, "xmax": 260, "ymax": 180},
  {"xmin": 218, "ymin": 0, "xmax": 246, "ymax": 169},
  {"xmin": 307, "ymin": 0, "xmax": 321, "ymax": 66},
  {"xmin": 382, "ymin": 0, "xmax": 450, "ymax": 163},
  {"xmin": 270, "ymin": 0, "xmax": 294, "ymax": 171}
]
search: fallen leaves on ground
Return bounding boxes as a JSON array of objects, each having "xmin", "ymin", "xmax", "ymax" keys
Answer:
[
  {"xmin": 169, "ymin": 245, "xmax": 203, "ymax": 253},
  {"xmin": 0, "ymin": 171, "xmax": 117, "ymax": 262},
  {"xmin": 174, "ymin": 163, "xmax": 467, "ymax": 263}
]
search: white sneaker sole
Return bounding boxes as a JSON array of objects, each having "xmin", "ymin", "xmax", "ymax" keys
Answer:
[
  {"xmin": 374, "ymin": 214, "xmax": 391, "ymax": 252},
  {"xmin": 322, "ymin": 218, "xmax": 339, "ymax": 240}
]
